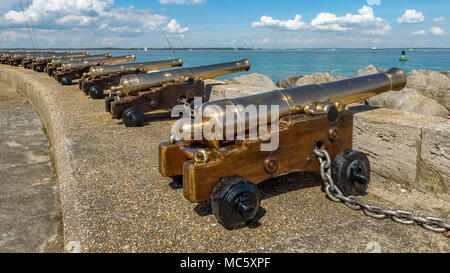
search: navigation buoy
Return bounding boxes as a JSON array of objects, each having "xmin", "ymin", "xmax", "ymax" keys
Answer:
[{"xmin": 399, "ymin": 50, "xmax": 408, "ymax": 62}]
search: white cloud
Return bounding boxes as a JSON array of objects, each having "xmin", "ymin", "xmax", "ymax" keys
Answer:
[
  {"xmin": 397, "ymin": 10, "xmax": 424, "ymax": 24},
  {"xmin": 251, "ymin": 14, "xmax": 308, "ymax": 30},
  {"xmin": 413, "ymin": 30, "xmax": 427, "ymax": 35},
  {"xmin": 262, "ymin": 37, "xmax": 271, "ymax": 44},
  {"xmin": 434, "ymin": 17, "xmax": 446, "ymax": 22},
  {"xmin": 252, "ymin": 6, "xmax": 391, "ymax": 35},
  {"xmin": 0, "ymin": 30, "xmax": 26, "ymax": 41},
  {"xmin": 166, "ymin": 19, "xmax": 189, "ymax": 33},
  {"xmin": 430, "ymin": 26, "xmax": 444, "ymax": 35},
  {"xmin": 1, "ymin": 0, "xmax": 188, "ymax": 35},
  {"xmin": 0, "ymin": 0, "xmax": 191, "ymax": 47},
  {"xmin": 366, "ymin": 0, "xmax": 381, "ymax": 6},
  {"xmin": 3, "ymin": 0, "xmax": 114, "ymax": 26},
  {"xmin": 159, "ymin": 0, "xmax": 206, "ymax": 4}
]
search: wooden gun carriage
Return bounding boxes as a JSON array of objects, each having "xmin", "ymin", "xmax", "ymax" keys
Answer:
[
  {"xmin": 44, "ymin": 53, "xmax": 112, "ymax": 76},
  {"xmin": 54, "ymin": 55, "xmax": 135, "ymax": 85},
  {"xmin": 158, "ymin": 68, "xmax": 407, "ymax": 229},
  {"xmin": 105, "ymin": 59, "xmax": 251, "ymax": 127},
  {"xmin": 25, "ymin": 52, "xmax": 89, "ymax": 71},
  {"xmin": 79, "ymin": 58, "xmax": 184, "ymax": 99}
]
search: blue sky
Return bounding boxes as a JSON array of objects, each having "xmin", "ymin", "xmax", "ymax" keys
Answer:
[{"xmin": 0, "ymin": 0, "xmax": 448, "ymax": 48}]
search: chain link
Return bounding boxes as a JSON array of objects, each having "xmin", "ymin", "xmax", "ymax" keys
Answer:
[
  {"xmin": 179, "ymin": 97, "xmax": 196, "ymax": 118},
  {"xmin": 313, "ymin": 147, "xmax": 450, "ymax": 234}
]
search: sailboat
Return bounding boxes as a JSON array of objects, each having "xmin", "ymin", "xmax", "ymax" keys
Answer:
[{"xmin": 144, "ymin": 47, "xmax": 148, "ymax": 52}]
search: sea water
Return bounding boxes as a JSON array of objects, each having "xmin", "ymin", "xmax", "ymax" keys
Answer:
[{"xmin": 89, "ymin": 48, "xmax": 450, "ymax": 83}]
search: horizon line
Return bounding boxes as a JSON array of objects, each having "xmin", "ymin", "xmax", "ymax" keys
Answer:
[{"xmin": 2, "ymin": 47, "xmax": 450, "ymax": 50}]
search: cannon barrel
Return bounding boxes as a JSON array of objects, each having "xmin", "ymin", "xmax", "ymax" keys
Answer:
[
  {"xmin": 174, "ymin": 68, "xmax": 407, "ymax": 147},
  {"xmin": 35, "ymin": 51, "xmax": 89, "ymax": 60},
  {"xmin": 88, "ymin": 58, "xmax": 183, "ymax": 77},
  {"xmin": 8, "ymin": 51, "xmax": 54, "ymax": 57},
  {"xmin": 61, "ymin": 55, "xmax": 135, "ymax": 70},
  {"xmin": 115, "ymin": 59, "xmax": 250, "ymax": 95},
  {"xmin": 51, "ymin": 53, "xmax": 112, "ymax": 65}
]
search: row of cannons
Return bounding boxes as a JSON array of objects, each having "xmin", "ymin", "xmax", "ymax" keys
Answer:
[{"xmin": 0, "ymin": 50, "xmax": 408, "ymax": 230}]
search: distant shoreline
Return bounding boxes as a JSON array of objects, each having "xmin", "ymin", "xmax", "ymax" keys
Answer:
[{"xmin": 1, "ymin": 47, "xmax": 450, "ymax": 51}]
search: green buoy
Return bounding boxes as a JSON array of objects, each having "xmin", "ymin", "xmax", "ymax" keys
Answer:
[{"xmin": 399, "ymin": 50, "xmax": 408, "ymax": 62}]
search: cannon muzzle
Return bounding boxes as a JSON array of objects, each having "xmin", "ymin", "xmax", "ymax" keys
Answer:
[
  {"xmin": 174, "ymin": 68, "xmax": 407, "ymax": 148},
  {"xmin": 61, "ymin": 55, "xmax": 135, "ymax": 70},
  {"xmin": 115, "ymin": 59, "xmax": 250, "ymax": 95},
  {"xmin": 87, "ymin": 58, "xmax": 183, "ymax": 77}
]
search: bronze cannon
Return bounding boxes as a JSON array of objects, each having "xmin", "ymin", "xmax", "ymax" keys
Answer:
[
  {"xmin": 105, "ymin": 59, "xmax": 251, "ymax": 127},
  {"xmin": 79, "ymin": 58, "xmax": 184, "ymax": 99},
  {"xmin": 27, "ymin": 51, "xmax": 90, "ymax": 72},
  {"xmin": 159, "ymin": 68, "xmax": 407, "ymax": 229},
  {"xmin": 44, "ymin": 53, "xmax": 112, "ymax": 76},
  {"xmin": 4, "ymin": 51, "xmax": 55, "ymax": 66},
  {"xmin": 54, "ymin": 55, "xmax": 135, "ymax": 85},
  {"xmin": 20, "ymin": 51, "xmax": 76, "ymax": 69},
  {"xmin": 0, "ymin": 51, "xmax": 29, "ymax": 65}
]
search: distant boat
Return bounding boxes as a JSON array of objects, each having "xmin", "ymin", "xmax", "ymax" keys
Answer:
[
  {"xmin": 144, "ymin": 48, "xmax": 148, "ymax": 52},
  {"xmin": 371, "ymin": 47, "xmax": 384, "ymax": 51},
  {"xmin": 409, "ymin": 48, "xmax": 414, "ymax": 51}
]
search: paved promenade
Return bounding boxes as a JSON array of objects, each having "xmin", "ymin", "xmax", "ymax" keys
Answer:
[
  {"xmin": 0, "ymin": 81, "xmax": 62, "ymax": 252},
  {"xmin": 0, "ymin": 66, "xmax": 448, "ymax": 253}
]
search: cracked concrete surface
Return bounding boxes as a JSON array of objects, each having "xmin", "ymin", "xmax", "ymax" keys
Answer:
[{"xmin": 0, "ymin": 81, "xmax": 62, "ymax": 253}]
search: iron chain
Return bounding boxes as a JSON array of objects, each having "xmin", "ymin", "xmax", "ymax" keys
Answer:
[
  {"xmin": 179, "ymin": 97, "xmax": 196, "ymax": 118},
  {"xmin": 313, "ymin": 147, "xmax": 450, "ymax": 234}
]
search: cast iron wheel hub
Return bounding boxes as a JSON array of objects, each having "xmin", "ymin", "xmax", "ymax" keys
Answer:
[
  {"xmin": 121, "ymin": 107, "xmax": 145, "ymax": 127},
  {"xmin": 331, "ymin": 149, "xmax": 370, "ymax": 196},
  {"xmin": 60, "ymin": 77, "xmax": 72, "ymax": 85},
  {"xmin": 211, "ymin": 177, "xmax": 260, "ymax": 230},
  {"xmin": 89, "ymin": 85, "xmax": 104, "ymax": 99}
]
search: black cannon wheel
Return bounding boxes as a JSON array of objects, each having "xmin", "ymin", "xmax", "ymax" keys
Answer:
[
  {"xmin": 121, "ymin": 107, "xmax": 145, "ymax": 127},
  {"xmin": 331, "ymin": 149, "xmax": 370, "ymax": 196},
  {"xmin": 89, "ymin": 85, "xmax": 104, "ymax": 99},
  {"xmin": 60, "ymin": 76, "xmax": 72, "ymax": 85},
  {"xmin": 211, "ymin": 177, "xmax": 260, "ymax": 230}
]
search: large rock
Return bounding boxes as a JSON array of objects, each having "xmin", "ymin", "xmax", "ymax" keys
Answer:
[
  {"xmin": 367, "ymin": 88, "xmax": 449, "ymax": 117},
  {"xmin": 276, "ymin": 76, "xmax": 303, "ymax": 88},
  {"xmin": 231, "ymin": 73, "xmax": 276, "ymax": 89},
  {"xmin": 352, "ymin": 106, "xmax": 449, "ymax": 199},
  {"xmin": 353, "ymin": 65, "xmax": 378, "ymax": 77},
  {"xmin": 440, "ymin": 71, "xmax": 450, "ymax": 78},
  {"xmin": 406, "ymin": 70, "xmax": 450, "ymax": 110},
  {"xmin": 295, "ymin": 73, "xmax": 335, "ymax": 86},
  {"xmin": 205, "ymin": 79, "xmax": 278, "ymax": 101},
  {"xmin": 418, "ymin": 122, "xmax": 450, "ymax": 199}
]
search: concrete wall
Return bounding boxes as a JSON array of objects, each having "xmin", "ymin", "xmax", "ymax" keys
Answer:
[{"xmin": 352, "ymin": 107, "xmax": 449, "ymax": 201}]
